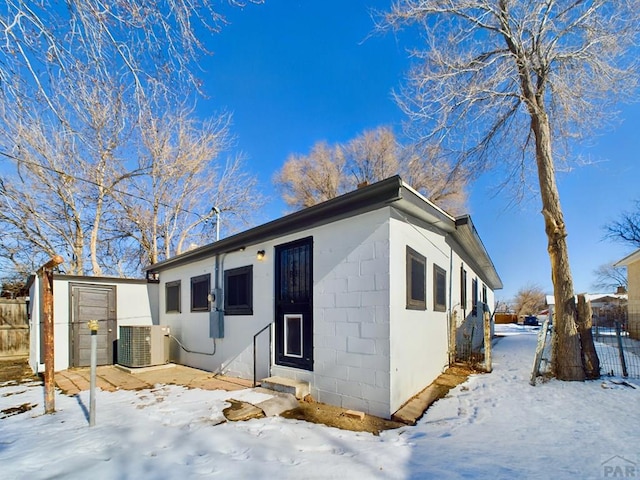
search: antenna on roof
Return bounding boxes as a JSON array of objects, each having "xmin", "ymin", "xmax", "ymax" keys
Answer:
[{"xmin": 212, "ymin": 207, "xmax": 220, "ymax": 242}]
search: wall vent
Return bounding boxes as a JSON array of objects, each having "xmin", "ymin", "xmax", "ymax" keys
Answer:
[{"xmin": 118, "ymin": 325, "xmax": 169, "ymax": 368}]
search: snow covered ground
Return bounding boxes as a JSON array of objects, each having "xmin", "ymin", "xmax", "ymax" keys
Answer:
[{"xmin": 2, "ymin": 326, "xmax": 639, "ymax": 479}]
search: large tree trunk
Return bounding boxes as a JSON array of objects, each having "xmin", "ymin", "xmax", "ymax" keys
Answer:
[
  {"xmin": 497, "ymin": 1, "xmax": 597, "ymax": 380},
  {"xmin": 577, "ymin": 294, "xmax": 601, "ymax": 379},
  {"xmin": 90, "ymin": 186, "xmax": 105, "ymax": 276},
  {"xmin": 531, "ymin": 109, "xmax": 585, "ymax": 380}
]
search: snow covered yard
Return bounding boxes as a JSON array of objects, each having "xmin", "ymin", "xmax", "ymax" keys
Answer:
[{"xmin": 1, "ymin": 327, "xmax": 639, "ymax": 479}]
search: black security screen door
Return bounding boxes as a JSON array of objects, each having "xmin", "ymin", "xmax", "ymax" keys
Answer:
[{"xmin": 275, "ymin": 237, "xmax": 313, "ymax": 370}]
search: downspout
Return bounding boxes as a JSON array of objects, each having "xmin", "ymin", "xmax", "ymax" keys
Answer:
[
  {"xmin": 447, "ymin": 244, "xmax": 455, "ymax": 365},
  {"xmin": 165, "ymin": 253, "xmax": 224, "ymax": 356},
  {"xmin": 210, "ymin": 253, "xmax": 225, "ymax": 339},
  {"xmin": 448, "ymin": 244, "xmax": 454, "ymax": 314}
]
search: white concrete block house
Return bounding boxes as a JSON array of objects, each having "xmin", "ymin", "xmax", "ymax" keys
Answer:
[{"xmin": 145, "ymin": 176, "xmax": 502, "ymax": 419}]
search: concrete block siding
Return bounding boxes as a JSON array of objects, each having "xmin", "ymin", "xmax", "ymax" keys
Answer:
[
  {"xmin": 272, "ymin": 208, "xmax": 392, "ymax": 418},
  {"xmin": 146, "ymin": 178, "xmax": 502, "ymax": 419}
]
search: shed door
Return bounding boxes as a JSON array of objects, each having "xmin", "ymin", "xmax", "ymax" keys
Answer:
[
  {"xmin": 275, "ymin": 237, "xmax": 313, "ymax": 371},
  {"xmin": 70, "ymin": 284, "xmax": 117, "ymax": 367}
]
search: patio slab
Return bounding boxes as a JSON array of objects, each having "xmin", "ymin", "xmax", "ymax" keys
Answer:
[{"xmin": 55, "ymin": 363, "xmax": 253, "ymax": 395}]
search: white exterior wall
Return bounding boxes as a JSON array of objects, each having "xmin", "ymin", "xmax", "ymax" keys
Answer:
[
  {"xmin": 270, "ymin": 208, "xmax": 392, "ymax": 418},
  {"xmin": 29, "ymin": 276, "xmax": 154, "ymax": 373},
  {"xmin": 155, "ymin": 205, "xmax": 497, "ymax": 419},
  {"xmin": 388, "ymin": 213, "xmax": 451, "ymax": 413},
  {"xmin": 157, "ymin": 208, "xmax": 393, "ymax": 418},
  {"xmin": 159, "ymin": 250, "xmax": 272, "ymax": 380}
]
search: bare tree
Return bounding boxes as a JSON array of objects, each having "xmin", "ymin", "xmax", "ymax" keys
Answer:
[
  {"xmin": 513, "ymin": 284, "xmax": 547, "ymax": 319},
  {"xmin": 274, "ymin": 142, "xmax": 349, "ymax": 210},
  {"xmin": 63, "ymin": 73, "xmax": 136, "ymax": 276},
  {"xmin": 604, "ymin": 199, "xmax": 640, "ymax": 249},
  {"xmin": 275, "ymin": 126, "xmax": 469, "ymax": 213},
  {"xmin": 382, "ymin": 0, "xmax": 640, "ymax": 381},
  {"xmin": 342, "ymin": 127, "xmax": 399, "ymax": 186},
  {"xmin": 402, "ymin": 145, "xmax": 468, "ymax": 215},
  {"xmin": 494, "ymin": 299, "xmax": 512, "ymax": 314},
  {"xmin": 0, "ymin": 70, "xmax": 139, "ymax": 276},
  {"xmin": 0, "ymin": 1, "xmax": 258, "ymax": 116},
  {"xmin": 0, "ymin": 1, "xmax": 263, "ymax": 278},
  {"xmin": 0, "ymin": 115, "xmax": 89, "ymax": 275},
  {"xmin": 592, "ymin": 263, "xmax": 628, "ymax": 293},
  {"xmin": 114, "ymin": 106, "xmax": 263, "ymax": 267}
]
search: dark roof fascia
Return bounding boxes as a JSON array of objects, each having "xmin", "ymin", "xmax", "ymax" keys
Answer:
[
  {"xmin": 453, "ymin": 215, "xmax": 503, "ymax": 290},
  {"xmin": 146, "ymin": 175, "xmax": 404, "ymax": 273},
  {"xmin": 53, "ymin": 274, "xmax": 147, "ymax": 284},
  {"xmin": 146, "ymin": 175, "xmax": 503, "ymax": 291}
]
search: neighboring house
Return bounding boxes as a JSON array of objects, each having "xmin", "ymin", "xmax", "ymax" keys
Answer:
[
  {"xmin": 545, "ymin": 292, "xmax": 628, "ymax": 329},
  {"xmin": 27, "ymin": 275, "xmax": 157, "ymax": 373},
  {"xmin": 589, "ymin": 293, "xmax": 627, "ymax": 328},
  {"xmin": 144, "ymin": 176, "xmax": 502, "ymax": 419},
  {"xmin": 614, "ymin": 249, "xmax": 640, "ymax": 339}
]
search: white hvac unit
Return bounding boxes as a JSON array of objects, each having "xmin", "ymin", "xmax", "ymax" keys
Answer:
[{"xmin": 118, "ymin": 325, "xmax": 170, "ymax": 368}]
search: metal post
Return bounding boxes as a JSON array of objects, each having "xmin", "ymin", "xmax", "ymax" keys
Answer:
[
  {"xmin": 88, "ymin": 319, "xmax": 99, "ymax": 426},
  {"xmin": 449, "ymin": 310, "xmax": 458, "ymax": 365},
  {"xmin": 615, "ymin": 321, "xmax": 628, "ymax": 378},
  {"xmin": 39, "ymin": 255, "xmax": 63, "ymax": 414},
  {"xmin": 212, "ymin": 207, "xmax": 220, "ymax": 242},
  {"xmin": 483, "ymin": 310, "xmax": 492, "ymax": 373}
]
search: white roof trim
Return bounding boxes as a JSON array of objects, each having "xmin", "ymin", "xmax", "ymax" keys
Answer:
[{"xmin": 614, "ymin": 248, "xmax": 640, "ymax": 267}]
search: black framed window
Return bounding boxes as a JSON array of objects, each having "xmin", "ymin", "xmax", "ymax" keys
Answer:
[
  {"xmin": 166, "ymin": 280, "xmax": 181, "ymax": 313},
  {"xmin": 433, "ymin": 264, "xmax": 447, "ymax": 312},
  {"xmin": 224, "ymin": 265, "xmax": 253, "ymax": 315},
  {"xmin": 460, "ymin": 266, "xmax": 467, "ymax": 311},
  {"xmin": 406, "ymin": 246, "xmax": 426, "ymax": 310},
  {"xmin": 472, "ymin": 277, "xmax": 479, "ymax": 316},
  {"xmin": 482, "ymin": 284, "xmax": 488, "ymax": 306},
  {"xmin": 191, "ymin": 274, "xmax": 210, "ymax": 312}
]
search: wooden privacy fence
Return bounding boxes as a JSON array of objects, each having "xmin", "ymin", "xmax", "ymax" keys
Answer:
[{"xmin": 0, "ymin": 299, "xmax": 29, "ymax": 357}]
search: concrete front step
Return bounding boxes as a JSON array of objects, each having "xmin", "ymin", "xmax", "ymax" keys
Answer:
[{"xmin": 260, "ymin": 376, "xmax": 310, "ymax": 400}]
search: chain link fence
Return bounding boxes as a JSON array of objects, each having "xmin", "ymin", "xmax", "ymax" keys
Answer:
[
  {"xmin": 451, "ymin": 305, "xmax": 492, "ymax": 369},
  {"xmin": 591, "ymin": 303, "xmax": 640, "ymax": 378},
  {"xmin": 535, "ymin": 318, "xmax": 640, "ymax": 380}
]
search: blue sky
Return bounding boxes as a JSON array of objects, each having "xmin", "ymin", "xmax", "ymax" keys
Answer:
[{"xmin": 200, "ymin": 1, "xmax": 638, "ymax": 302}]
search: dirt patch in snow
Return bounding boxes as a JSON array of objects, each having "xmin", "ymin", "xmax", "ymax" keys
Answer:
[
  {"xmin": 1, "ymin": 402, "xmax": 37, "ymax": 418},
  {"xmin": 0, "ymin": 358, "xmax": 38, "ymax": 385},
  {"xmin": 281, "ymin": 398, "xmax": 405, "ymax": 435}
]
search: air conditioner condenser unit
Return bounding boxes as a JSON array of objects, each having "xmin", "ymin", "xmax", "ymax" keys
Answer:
[{"xmin": 118, "ymin": 325, "xmax": 170, "ymax": 368}]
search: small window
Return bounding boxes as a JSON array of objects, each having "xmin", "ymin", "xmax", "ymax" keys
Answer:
[
  {"xmin": 284, "ymin": 314, "xmax": 303, "ymax": 358},
  {"xmin": 482, "ymin": 284, "xmax": 488, "ymax": 306},
  {"xmin": 166, "ymin": 280, "xmax": 181, "ymax": 313},
  {"xmin": 406, "ymin": 246, "xmax": 426, "ymax": 310},
  {"xmin": 460, "ymin": 266, "xmax": 467, "ymax": 310},
  {"xmin": 224, "ymin": 265, "xmax": 253, "ymax": 315},
  {"xmin": 191, "ymin": 274, "xmax": 210, "ymax": 312},
  {"xmin": 472, "ymin": 277, "xmax": 479, "ymax": 316},
  {"xmin": 433, "ymin": 264, "xmax": 447, "ymax": 312}
]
